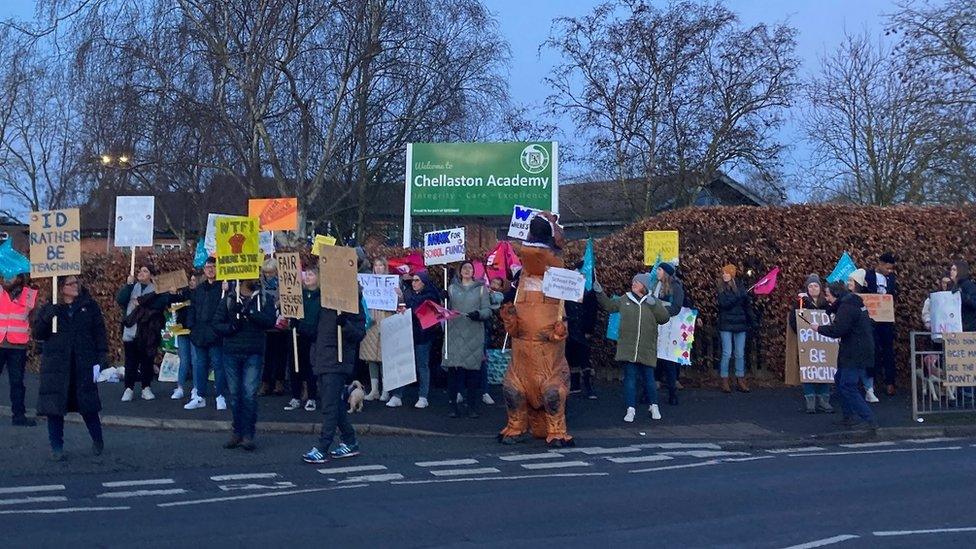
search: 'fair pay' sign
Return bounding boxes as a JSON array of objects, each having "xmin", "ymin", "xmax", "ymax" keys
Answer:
[{"xmin": 423, "ymin": 228, "xmax": 466, "ymax": 266}]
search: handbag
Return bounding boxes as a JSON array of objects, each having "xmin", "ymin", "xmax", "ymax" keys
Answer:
[{"xmin": 486, "ymin": 348, "xmax": 511, "ymax": 385}]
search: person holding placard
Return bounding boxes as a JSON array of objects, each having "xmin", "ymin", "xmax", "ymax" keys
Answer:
[
  {"xmin": 653, "ymin": 263, "xmax": 685, "ymax": 405},
  {"xmin": 716, "ymin": 264, "xmax": 753, "ymax": 394},
  {"xmin": 169, "ymin": 274, "xmax": 198, "ymax": 401},
  {"xmin": 387, "ymin": 271, "xmax": 440, "ymax": 409},
  {"xmin": 258, "ymin": 259, "xmax": 289, "ymax": 397},
  {"xmin": 360, "ymin": 258, "xmax": 394, "ymax": 402},
  {"xmin": 33, "ymin": 276, "xmax": 107, "ymax": 461},
  {"xmin": 789, "ymin": 274, "xmax": 834, "ymax": 414},
  {"xmin": 287, "ymin": 267, "xmax": 321, "ymax": 412},
  {"xmin": 0, "ymin": 273, "xmax": 39, "ymax": 426},
  {"xmin": 444, "ymin": 261, "xmax": 492, "ymax": 419},
  {"xmin": 185, "ymin": 257, "xmax": 229, "ymax": 411},
  {"xmin": 116, "ymin": 263, "xmax": 168, "ymax": 402},
  {"xmin": 565, "ymin": 262, "xmax": 598, "ymax": 400},
  {"xmin": 864, "ymin": 252, "xmax": 899, "ymax": 396},
  {"xmin": 846, "ymin": 269, "xmax": 878, "ymax": 403}
]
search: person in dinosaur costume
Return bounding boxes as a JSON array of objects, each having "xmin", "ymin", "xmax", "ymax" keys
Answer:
[{"xmin": 498, "ymin": 212, "xmax": 574, "ymax": 447}]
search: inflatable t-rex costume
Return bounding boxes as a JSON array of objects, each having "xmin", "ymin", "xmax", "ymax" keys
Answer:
[{"xmin": 498, "ymin": 213, "xmax": 574, "ymax": 447}]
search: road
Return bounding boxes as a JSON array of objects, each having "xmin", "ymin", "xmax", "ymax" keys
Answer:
[{"xmin": 0, "ymin": 422, "xmax": 975, "ymax": 548}]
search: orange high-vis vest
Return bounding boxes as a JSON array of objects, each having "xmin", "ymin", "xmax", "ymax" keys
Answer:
[{"xmin": 0, "ymin": 287, "xmax": 37, "ymax": 346}]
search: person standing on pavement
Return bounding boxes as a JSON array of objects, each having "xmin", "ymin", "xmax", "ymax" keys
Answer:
[
  {"xmin": 286, "ymin": 267, "xmax": 321, "ymax": 412},
  {"xmin": 949, "ymin": 260, "xmax": 976, "ymax": 331},
  {"xmin": 594, "ymin": 273, "xmax": 670, "ymax": 423},
  {"xmin": 0, "ymin": 273, "xmax": 38, "ymax": 426},
  {"xmin": 387, "ymin": 271, "xmax": 440, "ymax": 409},
  {"xmin": 116, "ymin": 263, "xmax": 167, "ymax": 402},
  {"xmin": 33, "ymin": 275, "xmax": 107, "ymax": 461},
  {"xmin": 566, "ymin": 262, "xmax": 599, "ymax": 399},
  {"xmin": 184, "ymin": 257, "xmax": 228, "ymax": 411},
  {"xmin": 170, "ymin": 273, "xmax": 198, "ymax": 401},
  {"xmin": 812, "ymin": 281, "xmax": 876, "ymax": 430},
  {"xmin": 361, "ymin": 258, "xmax": 393, "ymax": 402},
  {"xmin": 653, "ymin": 263, "xmax": 684, "ymax": 405},
  {"xmin": 789, "ymin": 274, "xmax": 834, "ymax": 414},
  {"xmin": 717, "ymin": 264, "xmax": 752, "ymax": 393},
  {"xmin": 864, "ymin": 252, "xmax": 898, "ymax": 396},
  {"xmin": 443, "ymin": 261, "xmax": 492, "ymax": 419},
  {"xmin": 258, "ymin": 259, "xmax": 288, "ymax": 397},
  {"xmin": 213, "ymin": 279, "xmax": 276, "ymax": 451},
  {"xmin": 302, "ymin": 293, "xmax": 366, "ymax": 463}
]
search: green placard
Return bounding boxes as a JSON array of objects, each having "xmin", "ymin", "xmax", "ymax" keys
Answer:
[{"xmin": 407, "ymin": 142, "xmax": 557, "ymax": 216}]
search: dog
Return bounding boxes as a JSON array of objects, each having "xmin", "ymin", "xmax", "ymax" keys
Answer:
[{"xmin": 347, "ymin": 380, "xmax": 366, "ymax": 413}]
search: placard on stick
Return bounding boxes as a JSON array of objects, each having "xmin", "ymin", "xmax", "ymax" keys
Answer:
[
  {"xmin": 29, "ymin": 208, "xmax": 81, "ymax": 277},
  {"xmin": 795, "ymin": 309, "xmax": 838, "ymax": 384},
  {"xmin": 215, "ymin": 216, "xmax": 262, "ymax": 281},
  {"xmin": 643, "ymin": 230, "xmax": 679, "ymax": 266},
  {"xmin": 357, "ymin": 274, "xmax": 400, "ymax": 312},
  {"xmin": 943, "ymin": 332, "xmax": 976, "ymax": 387},
  {"xmin": 858, "ymin": 294, "xmax": 895, "ymax": 323},
  {"xmin": 541, "ymin": 267, "xmax": 585, "ymax": 302},
  {"xmin": 154, "ymin": 270, "xmax": 189, "ymax": 294},
  {"xmin": 319, "ymin": 245, "xmax": 359, "ymax": 314},
  {"xmin": 276, "ymin": 252, "xmax": 304, "ymax": 319},
  {"xmin": 423, "ymin": 228, "xmax": 465, "ymax": 266},
  {"xmin": 114, "ymin": 196, "xmax": 155, "ymax": 248},
  {"xmin": 248, "ymin": 198, "xmax": 298, "ymax": 231}
]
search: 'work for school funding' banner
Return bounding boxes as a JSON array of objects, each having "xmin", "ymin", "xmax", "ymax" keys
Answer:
[
  {"xmin": 215, "ymin": 216, "xmax": 261, "ymax": 280},
  {"xmin": 407, "ymin": 142, "xmax": 557, "ymax": 216}
]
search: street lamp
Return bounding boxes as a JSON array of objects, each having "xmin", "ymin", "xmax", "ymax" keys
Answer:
[{"xmin": 101, "ymin": 154, "xmax": 112, "ymax": 165}]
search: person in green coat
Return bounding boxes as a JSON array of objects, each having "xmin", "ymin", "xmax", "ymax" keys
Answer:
[
  {"xmin": 444, "ymin": 261, "xmax": 492, "ymax": 418},
  {"xmin": 594, "ymin": 272, "xmax": 670, "ymax": 424}
]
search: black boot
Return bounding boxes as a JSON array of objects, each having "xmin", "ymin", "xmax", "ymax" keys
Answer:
[
  {"xmin": 466, "ymin": 377, "xmax": 480, "ymax": 419},
  {"xmin": 583, "ymin": 370, "xmax": 596, "ymax": 399},
  {"xmin": 448, "ymin": 400, "xmax": 460, "ymax": 418}
]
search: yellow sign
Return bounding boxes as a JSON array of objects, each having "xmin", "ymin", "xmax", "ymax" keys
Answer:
[
  {"xmin": 643, "ymin": 230, "xmax": 679, "ymax": 266},
  {"xmin": 215, "ymin": 216, "xmax": 261, "ymax": 280},
  {"xmin": 312, "ymin": 234, "xmax": 337, "ymax": 256}
]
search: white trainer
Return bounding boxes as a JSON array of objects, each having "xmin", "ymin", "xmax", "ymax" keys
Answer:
[
  {"xmin": 414, "ymin": 397, "xmax": 429, "ymax": 409},
  {"xmin": 650, "ymin": 404, "xmax": 662, "ymax": 420},
  {"xmin": 304, "ymin": 399, "xmax": 317, "ymax": 412},
  {"xmin": 456, "ymin": 393, "xmax": 465, "ymax": 403},
  {"xmin": 865, "ymin": 388, "xmax": 880, "ymax": 403},
  {"xmin": 184, "ymin": 396, "xmax": 206, "ymax": 410},
  {"xmin": 482, "ymin": 393, "xmax": 495, "ymax": 405},
  {"xmin": 624, "ymin": 407, "xmax": 636, "ymax": 423},
  {"xmin": 386, "ymin": 395, "xmax": 403, "ymax": 408},
  {"xmin": 364, "ymin": 390, "xmax": 380, "ymax": 401},
  {"xmin": 121, "ymin": 388, "xmax": 134, "ymax": 402},
  {"xmin": 170, "ymin": 387, "xmax": 184, "ymax": 400},
  {"xmin": 379, "ymin": 391, "xmax": 390, "ymax": 402},
  {"xmin": 141, "ymin": 387, "xmax": 156, "ymax": 401},
  {"xmin": 215, "ymin": 395, "xmax": 227, "ymax": 410},
  {"xmin": 191, "ymin": 388, "xmax": 198, "ymax": 399},
  {"xmin": 284, "ymin": 398, "xmax": 302, "ymax": 411}
]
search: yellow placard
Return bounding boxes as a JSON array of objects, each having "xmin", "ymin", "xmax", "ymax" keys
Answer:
[
  {"xmin": 643, "ymin": 230, "xmax": 679, "ymax": 266},
  {"xmin": 312, "ymin": 234, "xmax": 337, "ymax": 256},
  {"xmin": 215, "ymin": 216, "xmax": 261, "ymax": 280}
]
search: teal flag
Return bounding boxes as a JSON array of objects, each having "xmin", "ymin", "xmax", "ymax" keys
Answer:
[
  {"xmin": 581, "ymin": 238, "xmax": 595, "ymax": 291},
  {"xmin": 0, "ymin": 238, "xmax": 30, "ymax": 280},
  {"xmin": 193, "ymin": 238, "xmax": 208, "ymax": 269}
]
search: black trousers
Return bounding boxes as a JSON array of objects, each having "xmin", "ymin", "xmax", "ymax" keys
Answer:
[
  {"xmin": 123, "ymin": 340, "xmax": 155, "ymax": 389},
  {"xmin": 447, "ymin": 367, "xmax": 479, "ymax": 409},
  {"xmin": 874, "ymin": 324, "xmax": 896, "ymax": 385},
  {"xmin": 290, "ymin": 335, "xmax": 317, "ymax": 400},
  {"xmin": 317, "ymin": 373, "xmax": 356, "ymax": 450},
  {"xmin": 0, "ymin": 348, "xmax": 28, "ymax": 417},
  {"xmin": 262, "ymin": 331, "xmax": 290, "ymax": 384}
]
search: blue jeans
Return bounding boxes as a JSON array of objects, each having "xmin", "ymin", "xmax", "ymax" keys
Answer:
[
  {"xmin": 720, "ymin": 331, "xmax": 747, "ymax": 378},
  {"xmin": 223, "ymin": 353, "xmax": 262, "ymax": 439},
  {"xmin": 395, "ymin": 342, "xmax": 431, "ymax": 399},
  {"xmin": 802, "ymin": 383, "xmax": 830, "ymax": 397},
  {"xmin": 623, "ymin": 362, "xmax": 658, "ymax": 407},
  {"xmin": 193, "ymin": 345, "xmax": 225, "ymax": 398},
  {"xmin": 860, "ymin": 371, "xmax": 874, "ymax": 390},
  {"xmin": 176, "ymin": 335, "xmax": 193, "ymax": 389},
  {"xmin": 836, "ymin": 368, "xmax": 874, "ymax": 422}
]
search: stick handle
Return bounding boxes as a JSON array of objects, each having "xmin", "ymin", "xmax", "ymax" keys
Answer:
[
  {"xmin": 130, "ymin": 248, "xmax": 136, "ymax": 277},
  {"xmin": 443, "ymin": 267, "xmax": 448, "ymax": 361},
  {"xmin": 337, "ymin": 324, "xmax": 343, "ymax": 363},
  {"xmin": 292, "ymin": 327, "xmax": 299, "ymax": 374},
  {"xmin": 52, "ymin": 277, "xmax": 58, "ymax": 333}
]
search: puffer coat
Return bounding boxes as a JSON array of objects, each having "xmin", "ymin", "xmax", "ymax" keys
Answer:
[{"xmin": 443, "ymin": 280, "xmax": 491, "ymax": 370}]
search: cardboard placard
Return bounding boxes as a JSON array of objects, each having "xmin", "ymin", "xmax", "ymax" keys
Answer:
[
  {"xmin": 541, "ymin": 267, "xmax": 585, "ymax": 302},
  {"xmin": 154, "ymin": 270, "xmax": 189, "ymax": 294},
  {"xmin": 114, "ymin": 196, "xmax": 155, "ymax": 248},
  {"xmin": 507, "ymin": 204, "xmax": 541, "ymax": 240},
  {"xmin": 319, "ymin": 245, "xmax": 359, "ymax": 313},
  {"xmin": 381, "ymin": 310, "xmax": 417, "ymax": 392},
  {"xmin": 858, "ymin": 293, "xmax": 895, "ymax": 323},
  {"xmin": 358, "ymin": 274, "xmax": 400, "ymax": 312},
  {"xmin": 423, "ymin": 228, "xmax": 465, "ymax": 266},
  {"xmin": 657, "ymin": 307, "xmax": 698, "ymax": 366},
  {"xmin": 276, "ymin": 252, "xmax": 304, "ymax": 319},
  {"xmin": 248, "ymin": 198, "xmax": 298, "ymax": 231},
  {"xmin": 795, "ymin": 309, "xmax": 838, "ymax": 384},
  {"xmin": 29, "ymin": 208, "xmax": 81, "ymax": 277},
  {"xmin": 215, "ymin": 216, "xmax": 262, "ymax": 281},
  {"xmin": 943, "ymin": 332, "xmax": 976, "ymax": 387},
  {"xmin": 643, "ymin": 230, "xmax": 679, "ymax": 266}
]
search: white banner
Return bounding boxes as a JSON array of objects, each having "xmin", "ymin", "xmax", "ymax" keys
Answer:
[
  {"xmin": 423, "ymin": 227, "xmax": 465, "ymax": 266},
  {"xmin": 358, "ymin": 274, "xmax": 400, "ymax": 312},
  {"xmin": 507, "ymin": 204, "xmax": 541, "ymax": 240},
  {"xmin": 381, "ymin": 310, "xmax": 417, "ymax": 392},
  {"xmin": 114, "ymin": 196, "xmax": 155, "ymax": 248},
  {"xmin": 541, "ymin": 267, "xmax": 585, "ymax": 302},
  {"xmin": 657, "ymin": 307, "xmax": 699, "ymax": 366},
  {"xmin": 930, "ymin": 290, "xmax": 963, "ymax": 341}
]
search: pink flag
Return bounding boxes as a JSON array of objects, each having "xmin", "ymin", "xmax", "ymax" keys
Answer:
[
  {"xmin": 388, "ymin": 251, "xmax": 425, "ymax": 275},
  {"xmin": 750, "ymin": 267, "xmax": 780, "ymax": 295},
  {"xmin": 486, "ymin": 241, "xmax": 521, "ymax": 282},
  {"xmin": 415, "ymin": 299, "xmax": 461, "ymax": 330}
]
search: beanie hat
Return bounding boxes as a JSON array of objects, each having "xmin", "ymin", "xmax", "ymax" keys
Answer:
[
  {"xmin": 632, "ymin": 273, "xmax": 652, "ymax": 293},
  {"xmin": 804, "ymin": 273, "xmax": 822, "ymax": 289},
  {"xmin": 848, "ymin": 268, "xmax": 867, "ymax": 288},
  {"xmin": 722, "ymin": 264, "xmax": 737, "ymax": 278},
  {"xmin": 659, "ymin": 262, "xmax": 675, "ymax": 277}
]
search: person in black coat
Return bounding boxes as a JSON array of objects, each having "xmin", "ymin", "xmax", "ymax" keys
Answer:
[
  {"xmin": 184, "ymin": 257, "xmax": 229, "ymax": 411},
  {"xmin": 302, "ymin": 295, "xmax": 366, "ymax": 463},
  {"xmin": 864, "ymin": 252, "xmax": 898, "ymax": 395},
  {"xmin": 387, "ymin": 271, "xmax": 441, "ymax": 408},
  {"xmin": 33, "ymin": 276, "xmax": 107, "ymax": 460},
  {"xmin": 950, "ymin": 260, "xmax": 976, "ymax": 331},
  {"xmin": 116, "ymin": 263, "xmax": 169, "ymax": 401},
  {"xmin": 565, "ymin": 269, "xmax": 598, "ymax": 399},
  {"xmin": 716, "ymin": 264, "xmax": 753, "ymax": 393},
  {"xmin": 654, "ymin": 262, "xmax": 686, "ymax": 404},
  {"xmin": 813, "ymin": 282, "xmax": 876, "ymax": 429}
]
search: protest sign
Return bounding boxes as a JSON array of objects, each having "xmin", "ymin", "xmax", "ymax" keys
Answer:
[
  {"xmin": 358, "ymin": 274, "xmax": 400, "ymax": 312},
  {"xmin": 507, "ymin": 204, "xmax": 541, "ymax": 240},
  {"xmin": 259, "ymin": 231, "xmax": 275, "ymax": 256},
  {"xmin": 795, "ymin": 309, "xmax": 838, "ymax": 384},
  {"xmin": 541, "ymin": 267, "xmax": 585, "ymax": 302},
  {"xmin": 114, "ymin": 196, "xmax": 155, "ymax": 248},
  {"xmin": 657, "ymin": 307, "xmax": 698, "ymax": 365},
  {"xmin": 312, "ymin": 234, "xmax": 337, "ymax": 256},
  {"xmin": 248, "ymin": 198, "xmax": 298, "ymax": 231},
  {"xmin": 423, "ymin": 228, "xmax": 465, "ymax": 266},
  {"xmin": 930, "ymin": 291, "xmax": 962, "ymax": 341},
  {"xmin": 154, "ymin": 270, "xmax": 189, "ymax": 294},
  {"xmin": 943, "ymin": 332, "xmax": 976, "ymax": 387},
  {"xmin": 643, "ymin": 231, "xmax": 679, "ymax": 266},
  {"xmin": 204, "ymin": 213, "xmax": 231, "ymax": 255},
  {"xmin": 858, "ymin": 293, "xmax": 895, "ymax": 323},
  {"xmin": 29, "ymin": 208, "xmax": 81, "ymax": 277},
  {"xmin": 215, "ymin": 216, "xmax": 262, "ymax": 281},
  {"xmin": 275, "ymin": 252, "xmax": 304, "ymax": 319},
  {"xmin": 381, "ymin": 311, "xmax": 417, "ymax": 392},
  {"xmin": 319, "ymin": 245, "xmax": 359, "ymax": 313}
]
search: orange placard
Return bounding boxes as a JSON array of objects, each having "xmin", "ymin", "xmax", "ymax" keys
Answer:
[
  {"xmin": 857, "ymin": 293, "xmax": 895, "ymax": 323},
  {"xmin": 248, "ymin": 198, "xmax": 298, "ymax": 231}
]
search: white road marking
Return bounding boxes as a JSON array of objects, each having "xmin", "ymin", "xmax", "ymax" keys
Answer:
[
  {"xmin": 521, "ymin": 461, "xmax": 591, "ymax": 470},
  {"xmin": 839, "ymin": 441, "xmax": 896, "ymax": 448},
  {"xmin": 722, "ymin": 456, "xmax": 775, "ymax": 463},
  {"xmin": 781, "ymin": 534, "xmax": 860, "ymax": 548},
  {"xmin": 765, "ymin": 447, "xmax": 825, "ymax": 454},
  {"xmin": 788, "ymin": 446, "xmax": 962, "ymax": 458},
  {"xmin": 0, "ymin": 505, "xmax": 131, "ymax": 515},
  {"xmin": 338, "ymin": 474, "xmax": 404, "ymax": 483},
  {"xmin": 218, "ymin": 482, "xmax": 296, "ymax": 492},
  {"xmin": 415, "ymin": 459, "xmax": 479, "ymax": 467},
  {"xmin": 430, "ymin": 468, "xmax": 501, "ymax": 477},
  {"xmin": 0, "ymin": 484, "xmax": 65, "ymax": 495},
  {"xmin": 874, "ymin": 526, "xmax": 976, "ymax": 536},
  {"xmin": 102, "ymin": 478, "xmax": 175, "ymax": 488},
  {"xmin": 97, "ymin": 489, "xmax": 188, "ymax": 499},
  {"xmin": 905, "ymin": 437, "xmax": 963, "ymax": 444},
  {"xmin": 209, "ymin": 473, "xmax": 278, "ymax": 482},
  {"xmin": 631, "ymin": 460, "xmax": 721, "ymax": 473},
  {"xmin": 606, "ymin": 455, "xmax": 674, "ymax": 464},
  {"xmin": 158, "ymin": 485, "xmax": 367, "ymax": 507},
  {"xmin": 499, "ymin": 452, "xmax": 565, "ymax": 461},
  {"xmin": 0, "ymin": 496, "xmax": 68, "ymax": 506},
  {"xmin": 634, "ymin": 442, "xmax": 721, "ymax": 450},
  {"xmin": 557, "ymin": 446, "xmax": 639, "ymax": 455},
  {"xmin": 659, "ymin": 450, "xmax": 751, "ymax": 458},
  {"xmin": 392, "ymin": 472, "xmax": 609, "ymax": 485},
  {"xmin": 317, "ymin": 465, "xmax": 387, "ymax": 475}
]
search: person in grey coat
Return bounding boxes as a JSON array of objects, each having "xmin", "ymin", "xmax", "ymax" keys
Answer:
[{"xmin": 443, "ymin": 261, "xmax": 491, "ymax": 418}]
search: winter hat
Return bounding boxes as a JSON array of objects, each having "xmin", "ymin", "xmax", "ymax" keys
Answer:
[
  {"xmin": 659, "ymin": 262, "xmax": 676, "ymax": 277},
  {"xmin": 804, "ymin": 273, "xmax": 822, "ymax": 289},
  {"xmin": 848, "ymin": 268, "xmax": 867, "ymax": 288},
  {"xmin": 722, "ymin": 264, "xmax": 737, "ymax": 278},
  {"xmin": 414, "ymin": 271, "xmax": 431, "ymax": 286},
  {"xmin": 632, "ymin": 273, "xmax": 653, "ymax": 293},
  {"xmin": 879, "ymin": 252, "xmax": 897, "ymax": 264}
]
